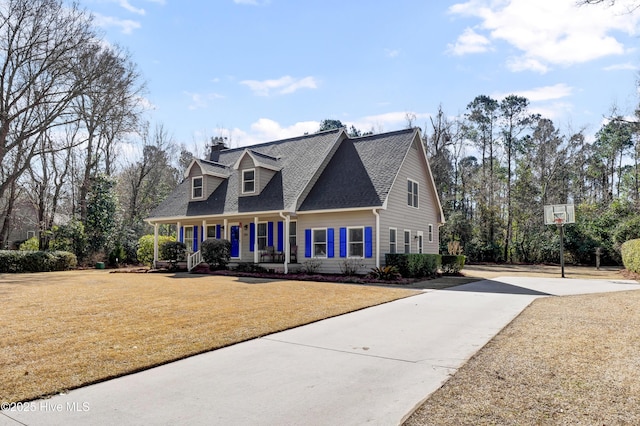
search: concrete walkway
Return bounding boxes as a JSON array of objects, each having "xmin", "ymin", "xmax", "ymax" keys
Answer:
[{"xmin": 3, "ymin": 277, "xmax": 639, "ymax": 426}]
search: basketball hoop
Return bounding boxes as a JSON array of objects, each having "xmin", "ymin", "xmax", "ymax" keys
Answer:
[{"xmin": 554, "ymin": 217, "xmax": 565, "ymax": 227}]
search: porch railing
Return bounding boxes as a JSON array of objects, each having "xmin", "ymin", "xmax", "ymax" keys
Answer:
[{"xmin": 187, "ymin": 250, "xmax": 202, "ymax": 271}]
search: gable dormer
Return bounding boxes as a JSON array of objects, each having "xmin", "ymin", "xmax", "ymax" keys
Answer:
[
  {"xmin": 185, "ymin": 159, "xmax": 231, "ymax": 201},
  {"xmin": 233, "ymin": 149, "xmax": 282, "ymax": 196}
]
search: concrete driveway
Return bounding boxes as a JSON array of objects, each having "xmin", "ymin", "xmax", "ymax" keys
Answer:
[{"xmin": 2, "ymin": 276, "xmax": 639, "ymax": 426}]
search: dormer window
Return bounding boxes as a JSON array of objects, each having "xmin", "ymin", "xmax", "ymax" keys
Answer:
[
  {"xmin": 192, "ymin": 176, "xmax": 203, "ymax": 199},
  {"xmin": 242, "ymin": 169, "xmax": 255, "ymax": 194}
]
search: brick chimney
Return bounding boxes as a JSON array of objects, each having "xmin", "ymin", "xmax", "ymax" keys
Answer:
[{"xmin": 209, "ymin": 137, "xmax": 227, "ymax": 162}]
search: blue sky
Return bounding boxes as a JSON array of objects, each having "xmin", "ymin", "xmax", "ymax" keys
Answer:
[{"xmin": 84, "ymin": 0, "xmax": 640, "ymax": 151}]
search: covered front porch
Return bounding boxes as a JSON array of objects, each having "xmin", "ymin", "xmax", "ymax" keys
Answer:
[{"xmin": 149, "ymin": 213, "xmax": 299, "ymax": 273}]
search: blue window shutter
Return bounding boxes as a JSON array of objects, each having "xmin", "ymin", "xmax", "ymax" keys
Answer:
[
  {"xmin": 250, "ymin": 223, "xmax": 255, "ymax": 252},
  {"xmin": 365, "ymin": 226, "xmax": 373, "ymax": 258},
  {"xmin": 277, "ymin": 221, "xmax": 284, "ymax": 252},
  {"xmin": 179, "ymin": 226, "xmax": 184, "ymax": 243},
  {"xmin": 216, "ymin": 224, "xmax": 221, "ymax": 239},
  {"xmin": 339, "ymin": 227, "xmax": 347, "ymax": 258},
  {"xmin": 268, "ymin": 221, "xmax": 274, "ymax": 247},
  {"xmin": 193, "ymin": 226, "xmax": 199, "ymax": 251},
  {"xmin": 327, "ymin": 228, "xmax": 334, "ymax": 258},
  {"xmin": 305, "ymin": 229, "xmax": 312, "ymax": 258}
]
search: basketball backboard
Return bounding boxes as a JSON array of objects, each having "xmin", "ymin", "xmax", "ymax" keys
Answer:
[{"xmin": 544, "ymin": 204, "xmax": 575, "ymax": 225}]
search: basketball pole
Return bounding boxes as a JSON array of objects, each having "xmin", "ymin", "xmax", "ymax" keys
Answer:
[{"xmin": 557, "ymin": 222, "xmax": 565, "ymax": 278}]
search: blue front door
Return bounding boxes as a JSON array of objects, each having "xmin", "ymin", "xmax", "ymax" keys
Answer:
[{"xmin": 230, "ymin": 225, "xmax": 240, "ymax": 258}]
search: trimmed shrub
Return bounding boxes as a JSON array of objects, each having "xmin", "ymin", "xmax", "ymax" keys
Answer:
[
  {"xmin": 137, "ymin": 235, "xmax": 175, "ymax": 266},
  {"xmin": 160, "ymin": 241, "xmax": 187, "ymax": 262},
  {"xmin": 0, "ymin": 250, "xmax": 77, "ymax": 273},
  {"xmin": 621, "ymin": 239, "xmax": 640, "ymax": 273},
  {"xmin": 385, "ymin": 253, "xmax": 442, "ymax": 278},
  {"xmin": 201, "ymin": 239, "xmax": 231, "ymax": 270},
  {"xmin": 19, "ymin": 237, "xmax": 39, "ymax": 251},
  {"xmin": 441, "ymin": 255, "xmax": 466, "ymax": 275}
]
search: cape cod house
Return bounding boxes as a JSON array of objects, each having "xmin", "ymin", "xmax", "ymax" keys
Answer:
[{"xmin": 146, "ymin": 127, "xmax": 444, "ymax": 273}]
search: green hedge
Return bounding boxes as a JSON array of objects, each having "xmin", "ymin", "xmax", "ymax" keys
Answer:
[
  {"xmin": 621, "ymin": 239, "xmax": 640, "ymax": 273},
  {"xmin": 441, "ymin": 255, "xmax": 466, "ymax": 275},
  {"xmin": 385, "ymin": 253, "xmax": 442, "ymax": 278},
  {"xmin": 0, "ymin": 250, "xmax": 77, "ymax": 273}
]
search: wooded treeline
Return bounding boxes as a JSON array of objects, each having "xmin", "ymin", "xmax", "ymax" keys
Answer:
[
  {"xmin": 424, "ymin": 96, "xmax": 640, "ymax": 265},
  {"xmin": 0, "ymin": 0, "xmax": 186, "ymax": 263}
]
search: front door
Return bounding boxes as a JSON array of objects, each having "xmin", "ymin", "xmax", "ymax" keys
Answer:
[{"xmin": 230, "ymin": 225, "xmax": 240, "ymax": 258}]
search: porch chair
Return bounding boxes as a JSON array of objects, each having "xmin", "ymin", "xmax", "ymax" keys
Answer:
[{"xmin": 260, "ymin": 246, "xmax": 275, "ymax": 262}]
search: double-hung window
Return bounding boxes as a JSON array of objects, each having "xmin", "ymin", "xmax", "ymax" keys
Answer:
[
  {"xmin": 348, "ymin": 227, "xmax": 364, "ymax": 257},
  {"xmin": 313, "ymin": 229, "xmax": 327, "ymax": 257},
  {"xmin": 389, "ymin": 228, "xmax": 397, "ymax": 254},
  {"xmin": 184, "ymin": 227, "xmax": 194, "ymax": 252},
  {"xmin": 404, "ymin": 230, "xmax": 411, "ymax": 254},
  {"xmin": 242, "ymin": 169, "xmax": 255, "ymax": 194},
  {"xmin": 417, "ymin": 231, "xmax": 424, "ymax": 254},
  {"xmin": 289, "ymin": 221, "xmax": 297, "ymax": 248},
  {"xmin": 257, "ymin": 223, "xmax": 268, "ymax": 250},
  {"xmin": 428, "ymin": 224, "xmax": 434, "ymax": 243},
  {"xmin": 407, "ymin": 179, "xmax": 419, "ymax": 208},
  {"xmin": 192, "ymin": 177, "xmax": 203, "ymax": 199}
]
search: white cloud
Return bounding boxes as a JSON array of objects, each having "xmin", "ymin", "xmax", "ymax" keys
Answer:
[
  {"xmin": 229, "ymin": 119, "xmax": 320, "ymax": 147},
  {"xmin": 240, "ymin": 76, "xmax": 318, "ymax": 96},
  {"xmin": 118, "ymin": 0, "xmax": 145, "ymax": 15},
  {"xmin": 447, "ymin": 27, "xmax": 492, "ymax": 55},
  {"xmin": 93, "ymin": 13, "xmax": 141, "ymax": 34},
  {"xmin": 224, "ymin": 112, "xmax": 433, "ymax": 148},
  {"xmin": 492, "ymin": 83, "xmax": 574, "ymax": 103},
  {"xmin": 604, "ymin": 62, "xmax": 638, "ymax": 71},
  {"xmin": 183, "ymin": 91, "xmax": 225, "ymax": 110},
  {"xmin": 448, "ymin": 0, "xmax": 640, "ymax": 72},
  {"xmin": 384, "ymin": 48, "xmax": 400, "ymax": 58}
]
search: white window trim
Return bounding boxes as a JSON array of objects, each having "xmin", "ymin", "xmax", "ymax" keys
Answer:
[
  {"xmin": 347, "ymin": 226, "xmax": 365, "ymax": 258},
  {"xmin": 184, "ymin": 226, "xmax": 195, "ymax": 253},
  {"xmin": 242, "ymin": 168, "xmax": 256, "ymax": 194},
  {"xmin": 404, "ymin": 229, "xmax": 411, "ymax": 254},
  {"xmin": 192, "ymin": 176, "xmax": 204, "ymax": 200},
  {"xmin": 417, "ymin": 231, "xmax": 424, "ymax": 254},
  {"xmin": 428, "ymin": 224, "xmax": 434, "ymax": 243},
  {"xmin": 289, "ymin": 220, "xmax": 297, "ymax": 246},
  {"xmin": 257, "ymin": 221, "xmax": 268, "ymax": 250},
  {"xmin": 389, "ymin": 227, "xmax": 397, "ymax": 254},
  {"xmin": 408, "ymin": 178, "xmax": 419, "ymax": 209},
  {"xmin": 312, "ymin": 227, "xmax": 328, "ymax": 258}
]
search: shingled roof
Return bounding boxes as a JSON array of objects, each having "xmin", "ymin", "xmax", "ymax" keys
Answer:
[
  {"xmin": 147, "ymin": 127, "xmax": 426, "ymax": 220},
  {"xmin": 299, "ymin": 128, "xmax": 418, "ymax": 211},
  {"xmin": 148, "ymin": 128, "xmax": 345, "ymax": 219}
]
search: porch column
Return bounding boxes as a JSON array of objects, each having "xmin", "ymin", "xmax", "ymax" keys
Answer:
[
  {"xmin": 373, "ymin": 209, "xmax": 380, "ymax": 268},
  {"xmin": 284, "ymin": 214, "xmax": 290, "ymax": 274},
  {"xmin": 177, "ymin": 221, "xmax": 182, "ymax": 243},
  {"xmin": 153, "ymin": 223, "xmax": 159, "ymax": 268},
  {"xmin": 253, "ymin": 216, "xmax": 259, "ymax": 263},
  {"xmin": 202, "ymin": 219, "xmax": 207, "ymax": 242},
  {"xmin": 223, "ymin": 218, "xmax": 228, "ymax": 240}
]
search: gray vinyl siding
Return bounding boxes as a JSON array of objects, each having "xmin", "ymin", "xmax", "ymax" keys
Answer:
[
  {"xmin": 187, "ymin": 163, "xmax": 224, "ymax": 200},
  {"xmin": 379, "ymin": 137, "xmax": 440, "ymax": 266},
  {"xmin": 297, "ymin": 211, "xmax": 377, "ymax": 274}
]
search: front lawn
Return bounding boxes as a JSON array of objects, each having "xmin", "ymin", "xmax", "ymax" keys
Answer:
[{"xmin": 0, "ymin": 270, "xmax": 417, "ymax": 404}]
